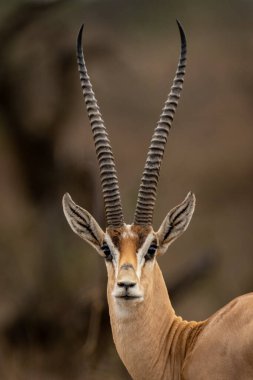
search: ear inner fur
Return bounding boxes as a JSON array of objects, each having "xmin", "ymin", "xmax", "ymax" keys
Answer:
[{"xmin": 62, "ymin": 193, "xmax": 104, "ymax": 251}]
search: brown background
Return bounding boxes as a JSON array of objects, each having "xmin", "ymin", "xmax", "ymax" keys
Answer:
[{"xmin": 0, "ymin": 0, "xmax": 253, "ymax": 378}]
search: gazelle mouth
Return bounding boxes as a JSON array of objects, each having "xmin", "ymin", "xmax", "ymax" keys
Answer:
[{"xmin": 115, "ymin": 295, "xmax": 142, "ymax": 301}]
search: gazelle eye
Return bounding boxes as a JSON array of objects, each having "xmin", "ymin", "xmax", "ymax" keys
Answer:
[
  {"xmin": 101, "ymin": 243, "xmax": 113, "ymax": 262},
  {"xmin": 144, "ymin": 243, "xmax": 157, "ymax": 261}
]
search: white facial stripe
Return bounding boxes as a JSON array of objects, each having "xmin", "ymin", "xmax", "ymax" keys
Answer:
[
  {"xmin": 104, "ymin": 232, "xmax": 120, "ymax": 274},
  {"xmin": 136, "ymin": 232, "xmax": 155, "ymax": 279}
]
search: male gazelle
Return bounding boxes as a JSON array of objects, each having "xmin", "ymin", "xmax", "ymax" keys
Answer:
[{"xmin": 63, "ymin": 22, "xmax": 253, "ymax": 380}]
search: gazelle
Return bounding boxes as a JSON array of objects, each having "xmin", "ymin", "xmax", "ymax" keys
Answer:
[{"xmin": 63, "ymin": 22, "xmax": 253, "ymax": 380}]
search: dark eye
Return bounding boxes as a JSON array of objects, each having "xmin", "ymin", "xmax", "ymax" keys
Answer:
[
  {"xmin": 144, "ymin": 243, "xmax": 157, "ymax": 261},
  {"xmin": 101, "ymin": 243, "xmax": 113, "ymax": 262}
]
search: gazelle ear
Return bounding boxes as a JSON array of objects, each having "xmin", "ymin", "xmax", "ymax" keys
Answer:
[
  {"xmin": 62, "ymin": 193, "xmax": 105, "ymax": 255},
  {"xmin": 156, "ymin": 192, "xmax": 195, "ymax": 255}
]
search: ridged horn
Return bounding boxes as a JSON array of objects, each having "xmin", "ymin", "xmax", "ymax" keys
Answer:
[
  {"xmin": 133, "ymin": 20, "xmax": 187, "ymax": 226},
  {"xmin": 77, "ymin": 25, "xmax": 124, "ymax": 228}
]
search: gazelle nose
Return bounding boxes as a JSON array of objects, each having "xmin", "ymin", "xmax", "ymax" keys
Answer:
[{"xmin": 117, "ymin": 281, "xmax": 136, "ymax": 290}]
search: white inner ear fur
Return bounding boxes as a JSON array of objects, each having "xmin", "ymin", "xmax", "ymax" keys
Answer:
[
  {"xmin": 157, "ymin": 192, "xmax": 196, "ymax": 255},
  {"xmin": 62, "ymin": 193, "xmax": 105, "ymax": 255}
]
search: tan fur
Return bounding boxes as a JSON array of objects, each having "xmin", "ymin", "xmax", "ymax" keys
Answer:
[
  {"xmin": 119, "ymin": 236, "xmax": 138, "ymax": 268},
  {"xmin": 108, "ymin": 261, "xmax": 253, "ymax": 379},
  {"xmin": 106, "ymin": 227, "xmax": 253, "ymax": 380},
  {"xmin": 63, "ymin": 198, "xmax": 253, "ymax": 379}
]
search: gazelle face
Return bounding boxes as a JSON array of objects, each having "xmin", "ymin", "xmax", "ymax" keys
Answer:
[
  {"xmin": 104, "ymin": 225, "xmax": 156, "ymax": 303},
  {"xmin": 63, "ymin": 192, "xmax": 195, "ymax": 305}
]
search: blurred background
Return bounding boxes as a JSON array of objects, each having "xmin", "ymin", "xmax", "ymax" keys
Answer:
[{"xmin": 0, "ymin": 0, "xmax": 253, "ymax": 378}]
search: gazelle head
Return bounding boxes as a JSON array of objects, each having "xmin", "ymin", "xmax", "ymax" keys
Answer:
[{"xmin": 63, "ymin": 22, "xmax": 195, "ymax": 308}]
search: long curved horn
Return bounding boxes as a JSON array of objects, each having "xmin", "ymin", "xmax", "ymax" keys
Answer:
[
  {"xmin": 133, "ymin": 20, "xmax": 187, "ymax": 226},
  {"xmin": 77, "ymin": 25, "xmax": 124, "ymax": 228}
]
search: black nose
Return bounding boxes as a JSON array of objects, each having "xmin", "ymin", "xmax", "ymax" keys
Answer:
[{"xmin": 117, "ymin": 281, "xmax": 136, "ymax": 290}]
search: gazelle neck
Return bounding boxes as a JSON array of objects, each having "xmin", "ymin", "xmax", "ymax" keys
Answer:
[{"xmin": 107, "ymin": 262, "xmax": 201, "ymax": 380}]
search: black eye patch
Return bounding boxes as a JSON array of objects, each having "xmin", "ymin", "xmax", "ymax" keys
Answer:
[
  {"xmin": 144, "ymin": 242, "xmax": 158, "ymax": 261},
  {"xmin": 101, "ymin": 243, "xmax": 113, "ymax": 262}
]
